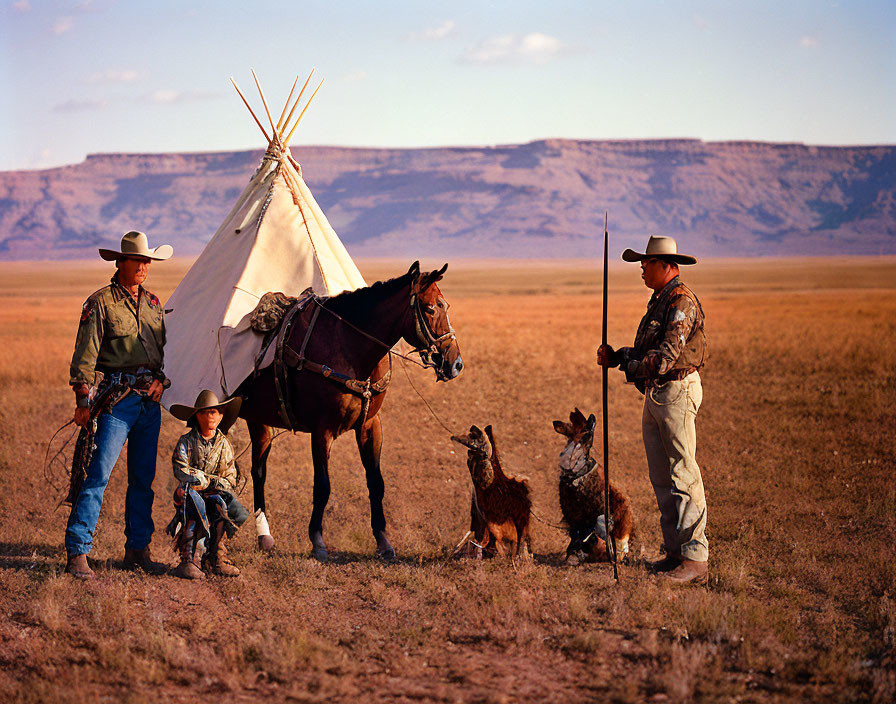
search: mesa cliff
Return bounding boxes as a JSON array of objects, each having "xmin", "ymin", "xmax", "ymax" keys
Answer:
[{"xmin": 1, "ymin": 139, "xmax": 893, "ymax": 259}]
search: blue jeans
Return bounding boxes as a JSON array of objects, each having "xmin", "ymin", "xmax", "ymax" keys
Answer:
[{"xmin": 65, "ymin": 393, "xmax": 161, "ymax": 555}]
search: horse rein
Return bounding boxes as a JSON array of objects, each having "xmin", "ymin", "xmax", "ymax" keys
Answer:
[{"xmin": 310, "ymin": 286, "xmax": 456, "ymax": 379}]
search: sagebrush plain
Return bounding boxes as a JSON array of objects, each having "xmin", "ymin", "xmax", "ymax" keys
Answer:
[{"xmin": 0, "ymin": 257, "xmax": 893, "ymax": 703}]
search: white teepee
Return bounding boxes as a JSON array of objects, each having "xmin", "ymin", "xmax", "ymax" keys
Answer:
[{"xmin": 163, "ymin": 71, "xmax": 366, "ymax": 409}]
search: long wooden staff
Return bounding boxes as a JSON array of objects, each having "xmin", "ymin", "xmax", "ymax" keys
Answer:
[{"xmin": 602, "ymin": 211, "xmax": 619, "ymax": 580}]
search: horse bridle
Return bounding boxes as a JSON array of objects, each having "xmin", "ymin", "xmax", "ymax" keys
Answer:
[
  {"xmin": 298, "ymin": 285, "xmax": 455, "ymax": 380},
  {"xmin": 409, "ymin": 290, "xmax": 456, "ymax": 378}
]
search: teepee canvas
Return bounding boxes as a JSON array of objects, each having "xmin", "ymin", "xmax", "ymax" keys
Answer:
[{"xmin": 163, "ymin": 71, "xmax": 366, "ymax": 409}]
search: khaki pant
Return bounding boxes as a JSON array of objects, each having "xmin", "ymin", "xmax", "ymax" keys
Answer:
[{"xmin": 642, "ymin": 371, "xmax": 708, "ymax": 562}]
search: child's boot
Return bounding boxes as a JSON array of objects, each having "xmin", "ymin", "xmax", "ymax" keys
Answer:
[
  {"xmin": 208, "ymin": 521, "xmax": 240, "ymax": 577},
  {"xmin": 174, "ymin": 521, "xmax": 205, "ymax": 580}
]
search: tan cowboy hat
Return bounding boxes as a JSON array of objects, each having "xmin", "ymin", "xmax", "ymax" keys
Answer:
[
  {"xmin": 621, "ymin": 236, "xmax": 697, "ymax": 265},
  {"xmin": 98, "ymin": 230, "xmax": 173, "ymax": 262},
  {"xmin": 170, "ymin": 390, "xmax": 242, "ymax": 433}
]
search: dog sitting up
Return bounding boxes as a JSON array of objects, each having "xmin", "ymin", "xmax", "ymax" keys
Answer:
[
  {"xmin": 451, "ymin": 425, "xmax": 532, "ymax": 560},
  {"xmin": 553, "ymin": 409, "xmax": 635, "ymax": 564}
]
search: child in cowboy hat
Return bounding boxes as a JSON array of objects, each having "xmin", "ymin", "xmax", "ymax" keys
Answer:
[{"xmin": 167, "ymin": 390, "xmax": 249, "ymax": 579}]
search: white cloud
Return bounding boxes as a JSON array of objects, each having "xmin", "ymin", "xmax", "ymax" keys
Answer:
[
  {"xmin": 54, "ymin": 97, "xmax": 108, "ymax": 112},
  {"xmin": 462, "ymin": 32, "xmax": 566, "ymax": 65},
  {"xmin": 51, "ymin": 16, "xmax": 73, "ymax": 35},
  {"xmin": 144, "ymin": 89, "xmax": 218, "ymax": 105},
  {"xmin": 799, "ymin": 35, "xmax": 819, "ymax": 48},
  {"xmin": 149, "ymin": 90, "xmax": 181, "ymax": 104},
  {"xmin": 408, "ymin": 19, "xmax": 457, "ymax": 41},
  {"xmin": 425, "ymin": 20, "xmax": 456, "ymax": 40},
  {"xmin": 521, "ymin": 33, "xmax": 562, "ymax": 55},
  {"xmin": 87, "ymin": 69, "xmax": 139, "ymax": 84},
  {"xmin": 693, "ymin": 14, "xmax": 708, "ymax": 30},
  {"xmin": 12, "ymin": 0, "xmax": 31, "ymax": 12}
]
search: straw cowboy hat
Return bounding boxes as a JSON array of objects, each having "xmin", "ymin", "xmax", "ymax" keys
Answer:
[
  {"xmin": 621, "ymin": 236, "xmax": 697, "ymax": 266},
  {"xmin": 98, "ymin": 230, "xmax": 173, "ymax": 262},
  {"xmin": 170, "ymin": 390, "xmax": 242, "ymax": 433}
]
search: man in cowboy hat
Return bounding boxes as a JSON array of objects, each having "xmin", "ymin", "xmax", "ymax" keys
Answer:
[
  {"xmin": 168, "ymin": 390, "xmax": 249, "ymax": 579},
  {"xmin": 65, "ymin": 230, "xmax": 173, "ymax": 579},
  {"xmin": 597, "ymin": 235, "xmax": 709, "ymax": 586}
]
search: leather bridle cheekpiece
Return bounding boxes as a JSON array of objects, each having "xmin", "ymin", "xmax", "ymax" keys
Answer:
[{"xmin": 410, "ymin": 290, "xmax": 456, "ymax": 380}]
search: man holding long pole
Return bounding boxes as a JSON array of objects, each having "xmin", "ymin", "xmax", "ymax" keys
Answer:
[{"xmin": 597, "ymin": 235, "xmax": 709, "ymax": 586}]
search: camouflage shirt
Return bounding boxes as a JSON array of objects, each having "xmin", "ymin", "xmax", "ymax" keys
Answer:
[
  {"xmin": 172, "ymin": 428, "xmax": 237, "ymax": 493},
  {"xmin": 69, "ymin": 274, "xmax": 166, "ymax": 396},
  {"xmin": 618, "ymin": 276, "xmax": 706, "ymax": 386}
]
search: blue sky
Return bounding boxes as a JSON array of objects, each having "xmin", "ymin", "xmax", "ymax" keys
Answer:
[{"xmin": 1, "ymin": 0, "xmax": 894, "ymax": 170}]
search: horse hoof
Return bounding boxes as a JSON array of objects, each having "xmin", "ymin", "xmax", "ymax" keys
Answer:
[
  {"xmin": 374, "ymin": 531, "xmax": 395, "ymax": 562},
  {"xmin": 257, "ymin": 535, "xmax": 275, "ymax": 552},
  {"xmin": 311, "ymin": 547, "xmax": 329, "ymax": 562},
  {"xmin": 376, "ymin": 546, "xmax": 397, "ymax": 563}
]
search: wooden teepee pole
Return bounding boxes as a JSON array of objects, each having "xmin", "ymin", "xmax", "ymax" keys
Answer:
[
  {"xmin": 276, "ymin": 75, "xmax": 300, "ymax": 132},
  {"xmin": 283, "ymin": 79, "xmax": 324, "ymax": 147},
  {"xmin": 230, "ymin": 77, "xmax": 271, "ymax": 144},
  {"xmin": 251, "ymin": 69, "xmax": 280, "ymax": 146},
  {"xmin": 279, "ymin": 69, "xmax": 315, "ymax": 141}
]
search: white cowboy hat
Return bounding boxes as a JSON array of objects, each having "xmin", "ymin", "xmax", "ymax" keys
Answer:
[
  {"xmin": 98, "ymin": 230, "xmax": 173, "ymax": 262},
  {"xmin": 621, "ymin": 236, "xmax": 697, "ymax": 266},
  {"xmin": 169, "ymin": 390, "xmax": 242, "ymax": 433}
]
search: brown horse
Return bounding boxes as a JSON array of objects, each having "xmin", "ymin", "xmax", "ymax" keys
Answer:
[{"xmin": 236, "ymin": 262, "xmax": 462, "ymax": 560}]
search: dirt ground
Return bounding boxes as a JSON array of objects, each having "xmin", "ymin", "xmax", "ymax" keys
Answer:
[{"xmin": 0, "ymin": 257, "xmax": 893, "ymax": 703}]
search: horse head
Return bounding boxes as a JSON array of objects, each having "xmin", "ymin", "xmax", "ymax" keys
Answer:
[
  {"xmin": 406, "ymin": 261, "xmax": 463, "ymax": 381},
  {"xmin": 552, "ymin": 408, "xmax": 597, "ymax": 479}
]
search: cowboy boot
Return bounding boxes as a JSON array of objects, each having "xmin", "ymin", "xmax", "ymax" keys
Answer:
[
  {"xmin": 123, "ymin": 547, "xmax": 167, "ymax": 575},
  {"xmin": 647, "ymin": 552, "xmax": 683, "ymax": 574},
  {"xmin": 174, "ymin": 522, "xmax": 205, "ymax": 580},
  {"xmin": 65, "ymin": 553, "xmax": 96, "ymax": 580},
  {"xmin": 207, "ymin": 521, "xmax": 240, "ymax": 577},
  {"xmin": 659, "ymin": 558, "xmax": 709, "ymax": 586}
]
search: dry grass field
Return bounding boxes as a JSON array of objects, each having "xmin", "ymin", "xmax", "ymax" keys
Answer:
[{"xmin": 0, "ymin": 257, "xmax": 893, "ymax": 703}]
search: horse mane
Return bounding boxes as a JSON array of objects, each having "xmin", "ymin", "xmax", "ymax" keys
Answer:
[{"xmin": 322, "ymin": 269, "xmax": 414, "ymax": 326}]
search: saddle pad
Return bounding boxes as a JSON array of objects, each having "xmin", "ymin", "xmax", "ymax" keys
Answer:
[{"xmin": 249, "ymin": 288, "xmax": 316, "ymax": 333}]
